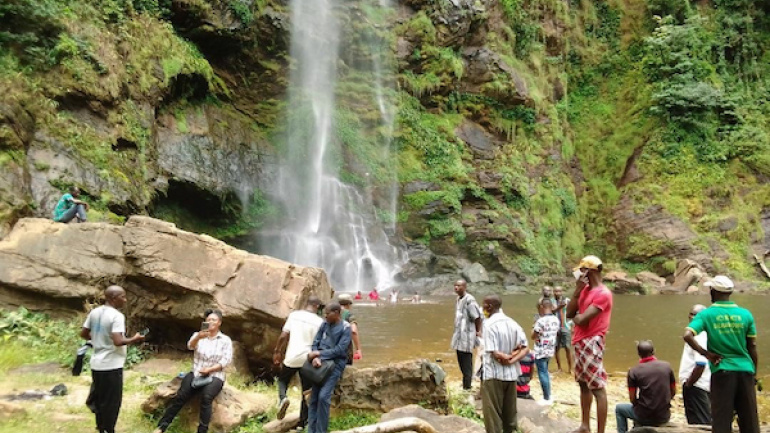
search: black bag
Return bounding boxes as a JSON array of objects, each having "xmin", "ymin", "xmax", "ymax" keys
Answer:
[
  {"xmin": 300, "ymin": 359, "xmax": 335, "ymax": 385},
  {"xmin": 191, "ymin": 375, "xmax": 214, "ymax": 389},
  {"xmin": 72, "ymin": 342, "xmax": 92, "ymax": 376}
]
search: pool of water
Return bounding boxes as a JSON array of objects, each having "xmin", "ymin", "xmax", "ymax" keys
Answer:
[{"xmin": 352, "ymin": 294, "xmax": 768, "ymax": 379}]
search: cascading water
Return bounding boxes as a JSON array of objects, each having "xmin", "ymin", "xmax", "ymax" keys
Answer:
[{"xmin": 259, "ymin": 0, "xmax": 401, "ymax": 292}]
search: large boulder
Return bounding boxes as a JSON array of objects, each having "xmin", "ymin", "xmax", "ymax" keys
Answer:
[
  {"xmin": 0, "ymin": 217, "xmax": 333, "ymax": 373},
  {"xmin": 461, "ymin": 262, "xmax": 491, "ymax": 283},
  {"xmin": 142, "ymin": 376, "xmax": 272, "ymax": 432},
  {"xmin": 333, "ymin": 360, "xmax": 449, "ymax": 412},
  {"xmin": 671, "ymin": 260, "xmax": 705, "ymax": 293}
]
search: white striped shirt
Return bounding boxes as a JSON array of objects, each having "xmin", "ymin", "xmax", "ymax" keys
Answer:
[
  {"xmin": 482, "ymin": 311, "xmax": 527, "ymax": 381},
  {"xmin": 189, "ymin": 331, "xmax": 233, "ymax": 382}
]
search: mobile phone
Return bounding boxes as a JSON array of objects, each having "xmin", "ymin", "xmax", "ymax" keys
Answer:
[
  {"xmin": 139, "ymin": 328, "xmax": 150, "ymax": 337},
  {"xmin": 201, "ymin": 322, "xmax": 210, "ymax": 331}
]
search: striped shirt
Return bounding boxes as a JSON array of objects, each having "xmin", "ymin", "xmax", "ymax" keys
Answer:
[
  {"xmin": 189, "ymin": 331, "xmax": 233, "ymax": 382},
  {"xmin": 451, "ymin": 293, "xmax": 482, "ymax": 352},
  {"xmin": 482, "ymin": 311, "xmax": 527, "ymax": 381}
]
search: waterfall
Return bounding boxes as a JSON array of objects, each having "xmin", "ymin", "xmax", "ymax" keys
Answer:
[{"xmin": 259, "ymin": 0, "xmax": 401, "ymax": 293}]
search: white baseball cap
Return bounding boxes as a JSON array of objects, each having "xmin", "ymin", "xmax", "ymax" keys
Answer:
[{"xmin": 704, "ymin": 275, "xmax": 734, "ymax": 293}]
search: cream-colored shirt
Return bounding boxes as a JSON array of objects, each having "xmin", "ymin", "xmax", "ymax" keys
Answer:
[{"xmin": 189, "ymin": 331, "xmax": 233, "ymax": 382}]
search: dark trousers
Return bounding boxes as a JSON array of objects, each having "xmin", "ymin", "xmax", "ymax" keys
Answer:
[
  {"xmin": 157, "ymin": 373, "xmax": 224, "ymax": 433},
  {"xmin": 683, "ymin": 385, "xmax": 711, "ymax": 425},
  {"xmin": 86, "ymin": 368, "xmax": 123, "ymax": 433},
  {"xmin": 278, "ymin": 365, "xmax": 312, "ymax": 426},
  {"xmin": 457, "ymin": 350, "xmax": 474, "ymax": 390},
  {"xmin": 711, "ymin": 371, "xmax": 759, "ymax": 433},
  {"xmin": 481, "ymin": 379, "xmax": 518, "ymax": 433},
  {"xmin": 308, "ymin": 361, "xmax": 346, "ymax": 433}
]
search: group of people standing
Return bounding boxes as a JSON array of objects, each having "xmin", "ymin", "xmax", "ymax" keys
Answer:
[{"xmin": 451, "ymin": 255, "xmax": 760, "ymax": 433}]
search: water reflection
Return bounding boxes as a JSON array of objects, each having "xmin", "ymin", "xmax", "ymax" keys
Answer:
[{"xmin": 352, "ymin": 294, "xmax": 768, "ymax": 378}]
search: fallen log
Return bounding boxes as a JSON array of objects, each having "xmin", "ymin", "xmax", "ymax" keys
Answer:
[{"xmin": 332, "ymin": 417, "xmax": 439, "ymax": 433}]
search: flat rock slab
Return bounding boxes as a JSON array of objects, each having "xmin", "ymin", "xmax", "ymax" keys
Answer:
[
  {"xmin": 381, "ymin": 404, "xmax": 484, "ymax": 433},
  {"xmin": 516, "ymin": 398, "xmax": 578, "ymax": 433},
  {"xmin": 263, "ymin": 413, "xmax": 301, "ymax": 433}
]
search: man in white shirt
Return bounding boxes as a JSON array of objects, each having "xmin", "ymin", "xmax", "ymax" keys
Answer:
[
  {"xmin": 81, "ymin": 285, "xmax": 144, "ymax": 433},
  {"xmin": 679, "ymin": 304, "xmax": 711, "ymax": 425},
  {"xmin": 481, "ymin": 294, "xmax": 529, "ymax": 433},
  {"xmin": 273, "ymin": 296, "xmax": 325, "ymax": 428}
]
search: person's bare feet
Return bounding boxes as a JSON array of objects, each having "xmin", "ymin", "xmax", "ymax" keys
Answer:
[{"xmin": 569, "ymin": 426, "xmax": 591, "ymax": 433}]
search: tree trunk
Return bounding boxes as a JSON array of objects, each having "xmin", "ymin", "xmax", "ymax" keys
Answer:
[{"xmin": 332, "ymin": 417, "xmax": 439, "ymax": 433}]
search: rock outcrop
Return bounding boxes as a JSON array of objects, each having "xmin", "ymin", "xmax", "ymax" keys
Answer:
[
  {"xmin": 380, "ymin": 405, "xmax": 483, "ymax": 433},
  {"xmin": 0, "ymin": 216, "xmax": 333, "ymax": 373},
  {"xmin": 333, "ymin": 360, "xmax": 449, "ymax": 412},
  {"xmin": 142, "ymin": 376, "xmax": 272, "ymax": 432}
]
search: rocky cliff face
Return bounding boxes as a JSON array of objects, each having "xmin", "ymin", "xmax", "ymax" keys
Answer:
[{"xmin": 1, "ymin": 0, "xmax": 769, "ymax": 290}]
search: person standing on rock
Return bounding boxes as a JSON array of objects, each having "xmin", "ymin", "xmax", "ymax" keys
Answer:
[
  {"xmin": 307, "ymin": 302, "xmax": 352, "ymax": 433},
  {"xmin": 553, "ymin": 285, "xmax": 573, "ymax": 374},
  {"xmin": 532, "ymin": 298, "xmax": 560, "ymax": 405},
  {"xmin": 480, "ymin": 294, "xmax": 528, "ymax": 433},
  {"xmin": 615, "ymin": 341, "xmax": 676, "ymax": 433},
  {"xmin": 684, "ymin": 275, "xmax": 759, "ymax": 433},
  {"xmin": 273, "ymin": 296, "xmax": 325, "ymax": 427},
  {"xmin": 566, "ymin": 255, "xmax": 613, "ymax": 433},
  {"xmin": 154, "ymin": 309, "xmax": 233, "ymax": 433},
  {"xmin": 53, "ymin": 186, "xmax": 89, "ymax": 223},
  {"xmin": 81, "ymin": 285, "xmax": 144, "ymax": 433},
  {"xmin": 679, "ymin": 304, "xmax": 711, "ymax": 425},
  {"xmin": 338, "ymin": 294, "xmax": 362, "ymax": 362},
  {"xmin": 450, "ymin": 279, "xmax": 483, "ymax": 390}
]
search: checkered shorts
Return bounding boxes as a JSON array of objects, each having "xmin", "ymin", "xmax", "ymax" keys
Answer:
[{"xmin": 573, "ymin": 335, "xmax": 607, "ymax": 390}]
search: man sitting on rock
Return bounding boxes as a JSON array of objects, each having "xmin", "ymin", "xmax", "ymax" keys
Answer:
[
  {"xmin": 615, "ymin": 341, "xmax": 676, "ymax": 433},
  {"xmin": 52, "ymin": 186, "xmax": 89, "ymax": 223}
]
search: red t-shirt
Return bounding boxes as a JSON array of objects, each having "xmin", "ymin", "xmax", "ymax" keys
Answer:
[{"xmin": 572, "ymin": 284, "xmax": 613, "ymax": 343}]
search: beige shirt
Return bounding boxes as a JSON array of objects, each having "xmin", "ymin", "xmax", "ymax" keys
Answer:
[{"xmin": 188, "ymin": 331, "xmax": 233, "ymax": 382}]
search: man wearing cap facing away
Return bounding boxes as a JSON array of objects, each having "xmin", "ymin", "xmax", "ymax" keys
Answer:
[
  {"xmin": 684, "ymin": 275, "xmax": 759, "ymax": 433},
  {"xmin": 566, "ymin": 255, "xmax": 613, "ymax": 433}
]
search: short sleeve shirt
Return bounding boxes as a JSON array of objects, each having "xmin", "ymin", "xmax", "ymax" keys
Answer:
[
  {"xmin": 83, "ymin": 305, "xmax": 127, "ymax": 371},
  {"xmin": 679, "ymin": 331, "xmax": 710, "ymax": 392},
  {"xmin": 282, "ymin": 310, "xmax": 324, "ymax": 368},
  {"xmin": 53, "ymin": 193, "xmax": 74, "ymax": 221},
  {"xmin": 686, "ymin": 301, "xmax": 757, "ymax": 373},
  {"xmin": 628, "ymin": 358, "xmax": 675, "ymax": 422},
  {"xmin": 451, "ymin": 293, "xmax": 482, "ymax": 352},
  {"xmin": 572, "ymin": 284, "xmax": 613, "ymax": 343},
  {"xmin": 482, "ymin": 312, "xmax": 527, "ymax": 381},
  {"xmin": 533, "ymin": 315, "xmax": 560, "ymax": 359}
]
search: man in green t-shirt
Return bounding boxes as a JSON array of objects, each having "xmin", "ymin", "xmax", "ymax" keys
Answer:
[
  {"xmin": 683, "ymin": 275, "xmax": 758, "ymax": 433},
  {"xmin": 52, "ymin": 186, "xmax": 89, "ymax": 223}
]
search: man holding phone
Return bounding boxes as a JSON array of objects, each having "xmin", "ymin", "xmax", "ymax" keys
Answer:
[
  {"xmin": 81, "ymin": 285, "xmax": 145, "ymax": 433},
  {"xmin": 566, "ymin": 256, "xmax": 613, "ymax": 433}
]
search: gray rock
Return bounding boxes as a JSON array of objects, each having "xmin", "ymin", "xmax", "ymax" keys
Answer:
[
  {"xmin": 333, "ymin": 360, "xmax": 448, "ymax": 412},
  {"xmin": 381, "ymin": 404, "xmax": 483, "ymax": 433},
  {"xmin": 455, "ymin": 119, "xmax": 499, "ymax": 160},
  {"xmin": 403, "ymin": 181, "xmax": 440, "ymax": 195},
  {"xmin": 263, "ymin": 413, "xmax": 300, "ymax": 433},
  {"xmin": 462, "ymin": 262, "xmax": 491, "ymax": 283},
  {"xmin": 671, "ymin": 260, "xmax": 705, "ymax": 292},
  {"xmin": 636, "ymin": 271, "xmax": 666, "ymax": 287}
]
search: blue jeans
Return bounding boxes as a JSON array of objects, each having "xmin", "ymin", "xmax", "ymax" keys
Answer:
[
  {"xmin": 615, "ymin": 403, "xmax": 637, "ymax": 433},
  {"xmin": 57, "ymin": 204, "xmax": 87, "ymax": 223},
  {"xmin": 534, "ymin": 357, "xmax": 551, "ymax": 400},
  {"xmin": 308, "ymin": 361, "xmax": 345, "ymax": 433}
]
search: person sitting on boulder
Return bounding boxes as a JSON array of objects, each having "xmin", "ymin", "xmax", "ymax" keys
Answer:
[
  {"xmin": 615, "ymin": 340, "xmax": 676, "ymax": 433},
  {"xmin": 52, "ymin": 186, "xmax": 89, "ymax": 223},
  {"xmin": 154, "ymin": 309, "xmax": 233, "ymax": 433}
]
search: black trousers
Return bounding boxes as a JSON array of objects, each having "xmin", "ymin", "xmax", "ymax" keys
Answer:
[
  {"xmin": 157, "ymin": 372, "xmax": 225, "ymax": 433},
  {"xmin": 278, "ymin": 365, "xmax": 312, "ymax": 425},
  {"xmin": 683, "ymin": 385, "xmax": 711, "ymax": 425},
  {"xmin": 86, "ymin": 368, "xmax": 123, "ymax": 433},
  {"xmin": 711, "ymin": 371, "xmax": 759, "ymax": 433},
  {"xmin": 457, "ymin": 350, "xmax": 474, "ymax": 390}
]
